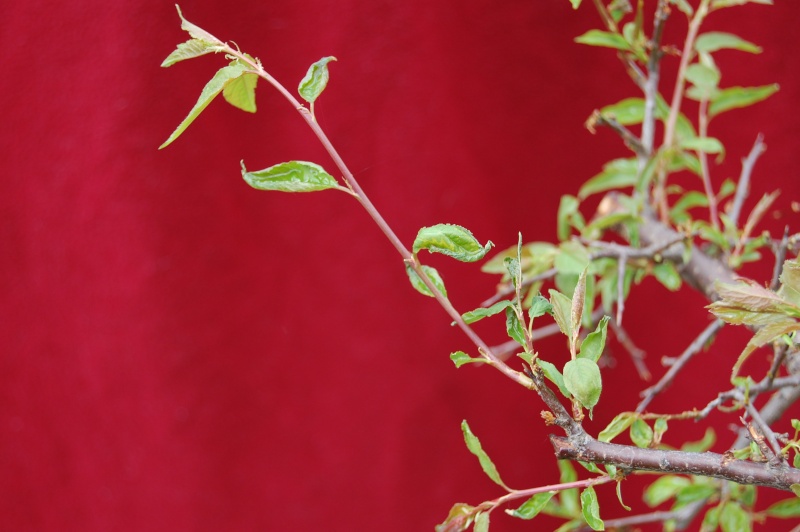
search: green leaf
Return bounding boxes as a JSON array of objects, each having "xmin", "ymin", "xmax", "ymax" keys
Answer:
[
  {"xmin": 681, "ymin": 428, "xmax": 716, "ymax": 452},
  {"xmin": 630, "ymin": 418, "xmax": 653, "ymax": 448},
  {"xmin": 580, "ymin": 486, "xmax": 604, "ymax": 531},
  {"xmin": 654, "ymin": 417, "xmax": 668, "ymax": 441},
  {"xmin": 564, "ymin": 359, "xmax": 602, "ymax": 410},
  {"xmin": 767, "ymin": 497, "xmax": 800, "ymax": 518},
  {"xmin": 175, "ymin": 5, "xmax": 222, "ymax": 44},
  {"xmin": 474, "ymin": 511, "xmax": 490, "ymax": 532},
  {"xmin": 461, "ymin": 300, "xmax": 513, "ymax": 324},
  {"xmin": 450, "ymin": 351, "xmax": 483, "ymax": 368},
  {"xmin": 223, "ymin": 63, "xmax": 258, "ymax": 112},
  {"xmin": 162, "ymin": 38, "xmax": 221, "ymax": 68},
  {"xmin": 436, "ymin": 503, "xmax": 475, "ymax": 532},
  {"xmin": 653, "ymin": 262, "xmax": 682, "ymax": 291},
  {"xmin": 680, "ymin": 136, "xmax": 724, "ymax": 154},
  {"xmin": 598, "ymin": 412, "xmax": 635, "ymax": 443},
  {"xmin": 644, "ymin": 475, "xmax": 691, "ymax": 507},
  {"xmin": 558, "ymin": 195, "xmax": 581, "ymax": 241},
  {"xmin": 615, "ymin": 480, "xmax": 631, "ymax": 511},
  {"xmin": 558, "ymin": 460, "xmax": 580, "ymax": 517},
  {"xmin": 160, "ymin": 62, "xmax": 249, "ymax": 149},
  {"xmin": 579, "ymin": 316, "xmax": 609, "ymax": 362},
  {"xmin": 579, "ymin": 158, "xmax": 638, "ymax": 199},
  {"xmin": 549, "ymin": 289, "xmax": 573, "ymax": 339},
  {"xmin": 537, "ymin": 359, "xmax": 571, "ymax": 399},
  {"xmin": 569, "ymin": 0, "xmax": 583, "ymax": 8},
  {"xmin": 676, "ymin": 484, "xmax": 718, "ymax": 504},
  {"xmin": 508, "ymin": 491, "xmax": 556, "ymax": 519},
  {"xmin": 506, "ymin": 307, "xmax": 527, "ymax": 346},
  {"xmin": 298, "ymin": 56, "xmax": 337, "ymax": 104},
  {"xmin": 405, "ymin": 263, "xmax": 447, "ymax": 298},
  {"xmin": 720, "ymin": 501, "xmax": 751, "ymax": 532},
  {"xmin": 779, "ymin": 258, "xmax": 800, "ymax": 307},
  {"xmin": 599, "ymin": 98, "xmax": 645, "ymax": 126},
  {"xmin": 711, "ymin": 0, "xmax": 773, "ymax": 10},
  {"xmin": 575, "ymin": 30, "xmax": 631, "ymax": 51},
  {"xmin": 701, "ymin": 505, "xmax": 722, "ymax": 531},
  {"xmin": 461, "ymin": 420, "xmax": 509, "ymax": 490},
  {"xmin": 792, "ymin": 484, "xmax": 800, "ymax": 497},
  {"xmin": 529, "ymin": 294, "xmax": 553, "ymax": 321},
  {"xmin": 241, "ymin": 160, "xmax": 340, "ymax": 192},
  {"xmin": 709, "ymin": 84, "xmax": 779, "ymax": 118},
  {"xmin": 413, "ymin": 224, "xmax": 493, "ymax": 262},
  {"xmin": 671, "ymin": 0, "xmax": 695, "ymax": 15},
  {"xmin": 695, "ymin": 32, "xmax": 761, "ymax": 54},
  {"xmin": 685, "ymin": 63, "xmax": 721, "ymax": 101}
]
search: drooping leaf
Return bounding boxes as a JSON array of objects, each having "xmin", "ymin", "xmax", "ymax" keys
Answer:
[
  {"xmin": 765, "ymin": 497, "xmax": 800, "ymax": 518},
  {"xmin": 160, "ymin": 62, "xmax": 249, "ymax": 149},
  {"xmin": 298, "ymin": 56, "xmax": 337, "ymax": 104},
  {"xmin": 575, "ymin": 30, "xmax": 631, "ymax": 51},
  {"xmin": 461, "ymin": 420, "xmax": 510, "ymax": 490},
  {"xmin": 598, "ymin": 412, "xmax": 635, "ymax": 443},
  {"xmin": 564, "ymin": 359, "xmax": 602, "ymax": 410},
  {"xmin": 450, "ymin": 351, "xmax": 482, "ymax": 368},
  {"xmin": 644, "ymin": 475, "xmax": 692, "ymax": 507},
  {"xmin": 695, "ymin": 32, "xmax": 761, "ymax": 54},
  {"xmin": 720, "ymin": 501, "xmax": 751, "ymax": 532},
  {"xmin": 731, "ymin": 317, "xmax": 800, "ymax": 377},
  {"xmin": 405, "ymin": 263, "xmax": 448, "ymax": 298},
  {"xmin": 580, "ymin": 486, "xmax": 604, "ymax": 531},
  {"xmin": 506, "ymin": 307, "xmax": 527, "ymax": 346},
  {"xmin": 241, "ymin": 160, "xmax": 340, "ymax": 192},
  {"xmin": 537, "ymin": 359, "xmax": 571, "ymax": 399},
  {"xmin": 630, "ymin": 418, "xmax": 653, "ymax": 448},
  {"xmin": 413, "ymin": 224, "xmax": 493, "ymax": 262},
  {"xmin": 162, "ymin": 38, "xmax": 221, "ymax": 67},
  {"xmin": 579, "ymin": 316, "xmax": 609, "ymax": 362},
  {"xmin": 709, "ymin": 84, "xmax": 779, "ymax": 118},
  {"xmin": 474, "ymin": 511, "xmax": 490, "ymax": 532},
  {"xmin": 223, "ymin": 60, "xmax": 258, "ymax": 112},
  {"xmin": 508, "ymin": 491, "xmax": 557, "ymax": 519},
  {"xmin": 681, "ymin": 428, "xmax": 716, "ymax": 452},
  {"xmin": 462, "ymin": 300, "xmax": 514, "ymax": 324}
]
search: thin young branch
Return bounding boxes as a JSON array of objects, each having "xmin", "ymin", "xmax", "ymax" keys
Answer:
[
  {"xmin": 590, "ymin": 112, "xmax": 648, "ymax": 157},
  {"xmin": 550, "ymin": 434, "xmax": 800, "ymax": 492},
  {"xmin": 590, "ymin": 502, "xmax": 703, "ymax": 532},
  {"xmin": 609, "ymin": 318, "xmax": 650, "ymax": 381},
  {"xmin": 640, "ymin": 0, "xmax": 669, "ymax": 158},
  {"xmin": 637, "ymin": 319, "xmax": 724, "ymax": 412},
  {"xmin": 697, "ymin": 98, "xmax": 720, "ymax": 229},
  {"xmin": 488, "ymin": 475, "xmax": 615, "ymax": 514},
  {"xmin": 770, "ymin": 226, "xmax": 790, "ymax": 291},
  {"xmin": 729, "ymin": 134, "xmax": 766, "ymax": 226}
]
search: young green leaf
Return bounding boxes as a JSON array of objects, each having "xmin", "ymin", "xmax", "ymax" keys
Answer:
[
  {"xmin": 474, "ymin": 511, "xmax": 489, "ymax": 532},
  {"xmin": 711, "ymin": 0, "xmax": 773, "ymax": 10},
  {"xmin": 413, "ymin": 224, "xmax": 493, "ymax": 262},
  {"xmin": 558, "ymin": 460, "xmax": 580, "ymax": 517},
  {"xmin": 644, "ymin": 475, "xmax": 691, "ymax": 507},
  {"xmin": 160, "ymin": 62, "xmax": 249, "ymax": 149},
  {"xmin": 569, "ymin": 0, "xmax": 583, "ymax": 9},
  {"xmin": 654, "ymin": 417, "xmax": 669, "ymax": 443},
  {"xmin": 679, "ymin": 136, "xmax": 724, "ymax": 154},
  {"xmin": 162, "ymin": 38, "xmax": 221, "ymax": 68},
  {"xmin": 580, "ymin": 486, "xmax": 604, "ymax": 531},
  {"xmin": 598, "ymin": 412, "xmax": 635, "ymax": 443},
  {"xmin": 508, "ymin": 491, "xmax": 556, "ymax": 519},
  {"xmin": 461, "ymin": 420, "xmax": 510, "ymax": 491},
  {"xmin": 298, "ymin": 56, "xmax": 337, "ymax": 105},
  {"xmin": 241, "ymin": 160, "xmax": 341, "ymax": 192},
  {"xmin": 765, "ymin": 497, "xmax": 800, "ymax": 518},
  {"xmin": 599, "ymin": 98, "xmax": 646, "ymax": 126},
  {"xmin": 578, "ymin": 158, "xmax": 639, "ymax": 199},
  {"xmin": 719, "ymin": 501, "xmax": 751, "ymax": 532},
  {"xmin": 529, "ymin": 294, "xmax": 553, "ymax": 321},
  {"xmin": 680, "ymin": 427, "xmax": 716, "ymax": 452},
  {"xmin": 505, "ymin": 307, "xmax": 527, "ymax": 346},
  {"xmin": 557, "ymin": 195, "xmax": 581, "ymax": 241},
  {"xmin": 563, "ymin": 359, "xmax": 602, "ymax": 410},
  {"xmin": 570, "ymin": 268, "xmax": 588, "ymax": 353},
  {"xmin": 536, "ymin": 359, "xmax": 572, "ymax": 399},
  {"xmin": 630, "ymin": 418, "xmax": 653, "ymax": 448},
  {"xmin": 709, "ymin": 84, "xmax": 779, "ymax": 118},
  {"xmin": 549, "ymin": 289, "xmax": 573, "ymax": 339},
  {"xmin": 695, "ymin": 32, "xmax": 761, "ymax": 54},
  {"xmin": 405, "ymin": 263, "xmax": 448, "ymax": 298},
  {"xmin": 575, "ymin": 30, "xmax": 631, "ymax": 51},
  {"xmin": 450, "ymin": 351, "xmax": 482, "ymax": 368},
  {"xmin": 652, "ymin": 262, "xmax": 682, "ymax": 291},
  {"xmin": 461, "ymin": 300, "xmax": 513, "ymax": 324},
  {"xmin": 175, "ymin": 5, "xmax": 223, "ymax": 44},
  {"xmin": 579, "ymin": 316, "xmax": 609, "ymax": 362},
  {"xmin": 223, "ymin": 61, "xmax": 258, "ymax": 112}
]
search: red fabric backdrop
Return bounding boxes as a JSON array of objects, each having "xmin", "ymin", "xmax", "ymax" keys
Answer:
[{"xmin": 2, "ymin": 1, "xmax": 799, "ymax": 530}]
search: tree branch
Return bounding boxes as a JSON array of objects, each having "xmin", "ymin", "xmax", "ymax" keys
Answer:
[
  {"xmin": 550, "ymin": 435, "xmax": 800, "ymax": 492},
  {"xmin": 729, "ymin": 134, "xmax": 766, "ymax": 226}
]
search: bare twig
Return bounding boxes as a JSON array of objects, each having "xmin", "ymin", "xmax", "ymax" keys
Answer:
[
  {"xmin": 640, "ymin": 0, "xmax": 669, "ymax": 160},
  {"xmin": 729, "ymin": 134, "xmax": 766, "ymax": 226},
  {"xmin": 482, "ymin": 268, "xmax": 557, "ymax": 307},
  {"xmin": 637, "ymin": 319, "xmax": 724, "ymax": 412},
  {"xmin": 590, "ymin": 112, "xmax": 648, "ymax": 157},
  {"xmin": 587, "ymin": 501, "xmax": 704, "ymax": 531},
  {"xmin": 771, "ymin": 226, "xmax": 790, "ymax": 291},
  {"xmin": 743, "ymin": 407, "xmax": 785, "ymax": 465},
  {"xmin": 609, "ymin": 318, "xmax": 651, "ymax": 380},
  {"xmin": 697, "ymin": 97, "xmax": 720, "ymax": 229}
]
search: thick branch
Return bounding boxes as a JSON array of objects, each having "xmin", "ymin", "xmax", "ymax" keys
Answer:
[{"xmin": 550, "ymin": 435, "xmax": 800, "ymax": 492}]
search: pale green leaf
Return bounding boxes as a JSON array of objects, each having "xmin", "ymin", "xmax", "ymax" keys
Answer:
[
  {"xmin": 653, "ymin": 262, "xmax": 682, "ymax": 291},
  {"xmin": 450, "ymin": 351, "xmax": 482, "ymax": 368},
  {"xmin": 579, "ymin": 316, "xmax": 609, "ymax": 362},
  {"xmin": 766, "ymin": 497, "xmax": 800, "ymax": 518},
  {"xmin": 680, "ymin": 136, "xmax": 724, "ymax": 154},
  {"xmin": 579, "ymin": 159, "xmax": 638, "ymax": 199},
  {"xmin": 558, "ymin": 195, "xmax": 581, "ymax": 241},
  {"xmin": 241, "ymin": 160, "xmax": 340, "ymax": 192},
  {"xmin": 537, "ymin": 359, "xmax": 571, "ymax": 399},
  {"xmin": 779, "ymin": 258, "xmax": 800, "ymax": 307},
  {"xmin": 461, "ymin": 420, "xmax": 509, "ymax": 490},
  {"xmin": 599, "ymin": 98, "xmax": 645, "ymax": 126},
  {"xmin": 569, "ymin": 0, "xmax": 583, "ymax": 8},
  {"xmin": 506, "ymin": 307, "xmax": 527, "ymax": 346},
  {"xmin": 680, "ymin": 428, "xmax": 716, "ymax": 452},
  {"xmin": 175, "ymin": 5, "xmax": 222, "ymax": 44},
  {"xmin": 575, "ymin": 30, "xmax": 631, "ymax": 51},
  {"xmin": 413, "ymin": 224, "xmax": 493, "ymax": 262},
  {"xmin": 436, "ymin": 503, "xmax": 475, "ymax": 532},
  {"xmin": 162, "ymin": 38, "xmax": 221, "ymax": 68},
  {"xmin": 644, "ymin": 475, "xmax": 691, "ymax": 507},
  {"xmin": 508, "ymin": 491, "xmax": 556, "ymax": 519},
  {"xmin": 695, "ymin": 32, "xmax": 761, "ymax": 54},
  {"xmin": 676, "ymin": 484, "xmax": 718, "ymax": 504},
  {"xmin": 549, "ymin": 289, "xmax": 573, "ymax": 339},
  {"xmin": 709, "ymin": 84, "xmax": 779, "ymax": 118},
  {"xmin": 298, "ymin": 56, "xmax": 337, "ymax": 104},
  {"xmin": 160, "ymin": 62, "xmax": 248, "ymax": 149},
  {"xmin": 564, "ymin": 359, "xmax": 602, "ymax": 410},
  {"xmin": 474, "ymin": 511, "xmax": 489, "ymax": 532},
  {"xmin": 598, "ymin": 412, "xmax": 635, "ymax": 443},
  {"xmin": 570, "ymin": 268, "xmax": 588, "ymax": 351},
  {"xmin": 462, "ymin": 300, "xmax": 513, "ymax": 324},
  {"xmin": 529, "ymin": 294, "xmax": 553, "ymax": 321},
  {"xmin": 720, "ymin": 501, "xmax": 751, "ymax": 532},
  {"xmin": 223, "ymin": 65, "xmax": 258, "ymax": 112},
  {"xmin": 630, "ymin": 418, "xmax": 653, "ymax": 448},
  {"xmin": 580, "ymin": 486, "xmax": 604, "ymax": 531},
  {"xmin": 405, "ymin": 263, "xmax": 448, "ymax": 298},
  {"xmin": 711, "ymin": 0, "xmax": 773, "ymax": 9}
]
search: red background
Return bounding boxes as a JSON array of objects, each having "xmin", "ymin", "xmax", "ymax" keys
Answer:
[{"xmin": 2, "ymin": 1, "xmax": 799, "ymax": 530}]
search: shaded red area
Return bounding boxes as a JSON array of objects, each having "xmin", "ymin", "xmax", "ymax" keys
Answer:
[{"xmin": 1, "ymin": 1, "xmax": 799, "ymax": 530}]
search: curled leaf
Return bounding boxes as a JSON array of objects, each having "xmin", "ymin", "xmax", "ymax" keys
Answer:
[
  {"xmin": 241, "ymin": 160, "xmax": 340, "ymax": 192},
  {"xmin": 461, "ymin": 420, "xmax": 510, "ymax": 491},
  {"xmin": 299, "ymin": 56, "xmax": 337, "ymax": 104},
  {"xmin": 413, "ymin": 224, "xmax": 493, "ymax": 262}
]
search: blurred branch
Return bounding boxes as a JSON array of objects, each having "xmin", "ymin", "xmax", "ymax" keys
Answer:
[{"xmin": 729, "ymin": 134, "xmax": 766, "ymax": 226}]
